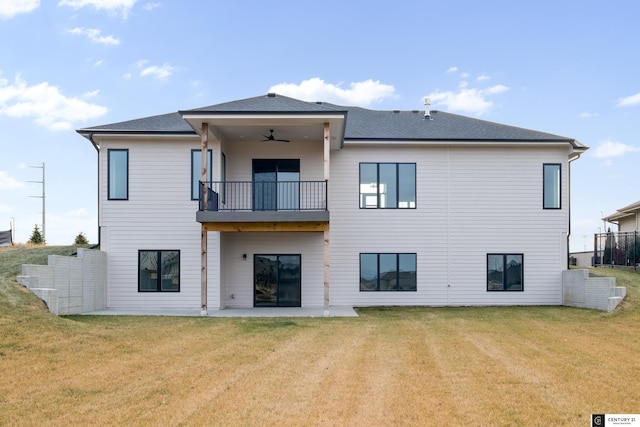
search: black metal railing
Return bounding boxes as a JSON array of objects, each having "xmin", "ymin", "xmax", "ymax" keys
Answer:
[
  {"xmin": 593, "ymin": 231, "xmax": 639, "ymax": 269},
  {"xmin": 199, "ymin": 181, "xmax": 327, "ymax": 212}
]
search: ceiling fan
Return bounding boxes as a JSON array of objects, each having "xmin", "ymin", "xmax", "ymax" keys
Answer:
[{"xmin": 262, "ymin": 129, "xmax": 290, "ymax": 142}]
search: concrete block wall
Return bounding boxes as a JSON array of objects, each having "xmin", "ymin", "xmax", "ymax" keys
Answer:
[
  {"xmin": 30, "ymin": 288, "xmax": 59, "ymax": 315},
  {"xmin": 562, "ymin": 269, "xmax": 625, "ymax": 312},
  {"xmin": 17, "ymin": 248, "xmax": 107, "ymax": 315},
  {"xmin": 82, "ymin": 248, "xmax": 107, "ymax": 312}
]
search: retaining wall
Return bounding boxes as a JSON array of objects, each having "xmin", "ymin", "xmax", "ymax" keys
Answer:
[
  {"xmin": 17, "ymin": 248, "xmax": 107, "ymax": 315},
  {"xmin": 562, "ymin": 269, "xmax": 626, "ymax": 312}
]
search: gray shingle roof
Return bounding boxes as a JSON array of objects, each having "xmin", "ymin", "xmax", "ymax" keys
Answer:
[
  {"xmin": 79, "ymin": 112, "xmax": 192, "ymax": 134},
  {"xmin": 333, "ymin": 104, "xmax": 578, "ymax": 143},
  {"xmin": 184, "ymin": 93, "xmax": 345, "ymax": 114},
  {"xmin": 78, "ymin": 93, "xmax": 585, "ymax": 149}
]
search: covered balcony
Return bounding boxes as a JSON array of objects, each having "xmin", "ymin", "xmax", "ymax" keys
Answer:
[{"xmin": 196, "ymin": 180, "xmax": 329, "ymax": 231}]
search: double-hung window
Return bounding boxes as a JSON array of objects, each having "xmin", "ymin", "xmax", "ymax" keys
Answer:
[
  {"xmin": 108, "ymin": 149, "xmax": 128, "ymax": 200},
  {"xmin": 487, "ymin": 254, "xmax": 523, "ymax": 291},
  {"xmin": 360, "ymin": 253, "xmax": 417, "ymax": 291},
  {"xmin": 543, "ymin": 164, "xmax": 561, "ymax": 209},
  {"xmin": 360, "ymin": 163, "xmax": 416, "ymax": 208},
  {"xmin": 139, "ymin": 250, "xmax": 180, "ymax": 292}
]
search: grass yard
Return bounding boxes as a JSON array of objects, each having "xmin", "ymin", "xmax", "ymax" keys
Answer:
[{"xmin": 1, "ymin": 246, "xmax": 639, "ymax": 426}]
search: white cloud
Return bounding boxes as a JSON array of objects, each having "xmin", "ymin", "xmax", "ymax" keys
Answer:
[
  {"xmin": 0, "ymin": 74, "xmax": 108, "ymax": 130},
  {"xmin": 143, "ymin": 2, "xmax": 160, "ymax": 10},
  {"xmin": 122, "ymin": 72, "xmax": 132, "ymax": 80},
  {"xmin": 268, "ymin": 78, "xmax": 396, "ymax": 107},
  {"xmin": 68, "ymin": 27, "xmax": 121, "ymax": 45},
  {"xmin": 616, "ymin": 92, "xmax": 640, "ymax": 107},
  {"xmin": 58, "ymin": 0, "xmax": 136, "ymax": 17},
  {"xmin": 0, "ymin": 170, "xmax": 25, "ymax": 190},
  {"xmin": 579, "ymin": 111, "xmax": 598, "ymax": 119},
  {"xmin": 83, "ymin": 89, "xmax": 100, "ymax": 98},
  {"xmin": 0, "ymin": 0, "xmax": 40, "ymax": 19},
  {"xmin": 592, "ymin": 139, "xmax": 640, "ymax": 159},
  {"xmin": 426, "ymin": 84, "xmax": 509, "ymax": 116},
  {"xmin": 139, "ymin": 62, "xmax": 174, "ymax": 80},
  {"xmin": 446, "ymin": 67, "xmax": 458, "ymax": 73},
  {"xmin": 477, "ymin": 75, "xmax": 490, "ymax": 81}
]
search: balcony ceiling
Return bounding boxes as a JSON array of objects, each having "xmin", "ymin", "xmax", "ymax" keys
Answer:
[{"xmin": 214, "ymin": 123, "xmax": 324, "ymax": 144}]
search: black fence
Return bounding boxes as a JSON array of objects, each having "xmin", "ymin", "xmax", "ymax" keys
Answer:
[
  {"xmin": 199, "ymin": 181, "xmax": 328, "ymax": 212},
  {"xmin": 593, "ymin": 231, "xmax": 639, "ymax": 269}
]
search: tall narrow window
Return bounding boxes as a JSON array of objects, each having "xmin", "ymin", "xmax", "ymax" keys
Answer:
[
  {"xmin": 139, "ymin": 250, "xmax": 180, "ymax": 292},
  {"xmin": 108, "ymin": 149, "xmax": 128, "ymax": 200},
  {"xmin": 487, "ymin": 254, "xmax": 523, "ymax": 291},
  {"xmin": 543, "ymin": 164, "xmax": 561, "ymax": 209},
  {"xmin": 192, "ymin": 149, "xmax": 213, "ymax": 200},
  {"xmin": 359, "ymin": 163, "xmax": 416, "ymax": 208}
]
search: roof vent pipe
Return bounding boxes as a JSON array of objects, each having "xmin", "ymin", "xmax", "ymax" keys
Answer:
[{"xmin": 424, "ymin": 98, "xmax": 431, "ymax": 119}]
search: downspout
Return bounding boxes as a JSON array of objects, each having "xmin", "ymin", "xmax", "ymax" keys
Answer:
[
  {"xmin": 567, "ymin": 151, "xmax": 583, "ymax": 269},
  {"xmin": 88, "ymin": 132, "xmax": 101, "ymax": 249}
]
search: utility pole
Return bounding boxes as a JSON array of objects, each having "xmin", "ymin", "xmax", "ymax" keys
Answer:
[{"xmin": 29, "ymin": 163, "xmax": 45, "ymax": 242}]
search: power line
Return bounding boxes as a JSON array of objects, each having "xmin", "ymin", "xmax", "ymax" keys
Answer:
[{"xmin": 28, "ymin": 162, "xmax": 45, "ymax": 242}]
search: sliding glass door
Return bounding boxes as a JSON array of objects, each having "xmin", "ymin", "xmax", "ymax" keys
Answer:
[
  {"xmin": 253, "ymin": 159, "xmax": 300, "ymax": 211},
  {"xmin": 254, "ymin": 255, "xmax": 301, "ymax": 307}
]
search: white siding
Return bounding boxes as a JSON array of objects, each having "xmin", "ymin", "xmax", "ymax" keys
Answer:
[
  {"xmin": 98, "ymin": 132, "xmax": 572, "ymax": 309},
  {"xmin": 98, "ymin": 136, "xmax": 325, "ymax": 310},
  {"xmin": 98, "ymin": 137, "xmax": 217, "ymax": 309},
  {"xmin": 619, "ymin": 215, "xmax": 638, "ymax": 232},
  {"xmin": 221, "ymin": 232, "xmax": 324, "ymax": 308},
  {"xmin": 329, "ymin": 144, "xmax": 570, "ymax": 306},
  {"xmin": 222, "ymin": 140, "xmax": 323, "ymax": 182}
]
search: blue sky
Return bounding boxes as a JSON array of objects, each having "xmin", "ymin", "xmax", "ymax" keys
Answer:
[{"xmin": 0, "ymin": 0, "xmax": 639, "ymax": 251}]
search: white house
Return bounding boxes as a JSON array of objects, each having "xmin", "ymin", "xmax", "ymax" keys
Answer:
[
  {"xmin": 77, "ymin": 93, "xmax": 587, "ymax": 313},
  {"xmin": 603, "ymin": 200, "xmax": 640, "ymax": 232}
]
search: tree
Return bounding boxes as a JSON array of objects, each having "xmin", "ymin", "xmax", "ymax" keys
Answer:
[
  {"xmin": 74, "ymin": 232, "xmax": 89, "ymax": 245},
  {"xmin": 28, "ymin": 224, "xmax": 45, "ymax": 245},
  {"xmin": 603, "ymin": 228, "xmax": 615, "ymax": 265}
]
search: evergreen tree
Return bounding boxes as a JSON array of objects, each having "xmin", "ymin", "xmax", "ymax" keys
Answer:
[
  {"xmin": 28, "ymin": 224, "xmax": 45, "ymax": 245},
  {"xmin": 603, "ymin": 228, "xmax": 615, "ymax": 265},
  {"xmin": 74, "ymin": 232, "xmax": 89, "ymax": 245}
]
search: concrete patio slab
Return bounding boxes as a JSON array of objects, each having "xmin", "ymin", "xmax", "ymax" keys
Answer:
[{"xmin": 82, "ymin": 306, "xmax": 359, "ymax": 318}]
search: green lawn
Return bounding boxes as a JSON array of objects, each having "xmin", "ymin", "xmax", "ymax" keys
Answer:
[{"xmin": 1, "ymin": 246, "xmax": 639, "ymax": 426}]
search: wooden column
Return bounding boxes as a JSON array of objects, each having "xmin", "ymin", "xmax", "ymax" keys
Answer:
[
  {"xmin": 323, "ymin": 123, "xmax": 330, "ymax": 315},
  {"xmin": 200, "ymin": 122, "xmax": 209, "ymax": 315}
]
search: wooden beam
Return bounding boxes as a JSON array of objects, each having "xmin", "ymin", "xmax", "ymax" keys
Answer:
[
  {"xmin": 324, "ymin": 227, "xmax": 330, "ymax": 314},
  {"xmin": 324, "ymin": 122, "xmax": 330, "ymax": 181},
  {"xmin": 323, "ymin": 122, "xmax": 331, "ymax": 315},
  {"xmin": 202, "ymin": 222, "xmax": 329, "ymax": 232},
  {"xmin": 201, "ymin": 123, "xmax": 209, "ymax": 208},
  {"xmin": 200, "ymin": 123, "xmax": 208, "ymax": 315}
]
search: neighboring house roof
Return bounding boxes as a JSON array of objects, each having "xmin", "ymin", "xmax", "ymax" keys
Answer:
[
  {"xmin": 77, "ymin": 93, "xmax": 587, "ymax": 151},
  {"xmin": 603, "ymin": 200, "xmax": 640, "ymax": 222}
]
